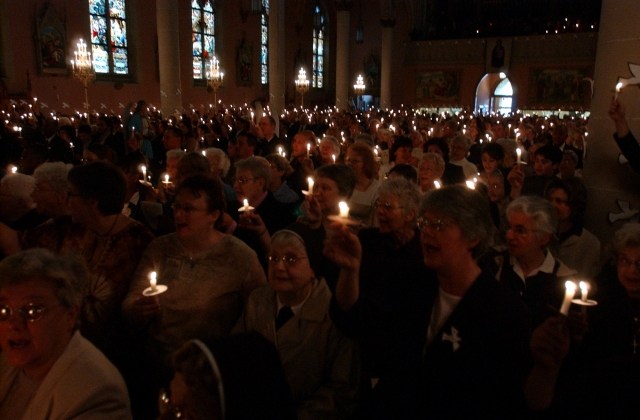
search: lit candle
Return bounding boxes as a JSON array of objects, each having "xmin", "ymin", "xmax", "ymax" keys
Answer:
[
  {"xmin": 239, "ymin": 198, "xmax": 254, "ymax": 213},
  {"xmin": 278, "ymin": 146, "xmax": 282, "ymax": 155},
  {"xmin": 332, "ymin": 154, "xmax": 336, "ymax": 164},
  {"xmin": 11, "ymin": 166, "xmax": 18, "ymax": 173},
  {"xmin": 615, "ymin": 82, "xmax": 623, "ymax": 100},
  {"xmin": 465, "ymin": 180, "xmax": 476, "ymax": 189},
  {"xmin": 307, "ymin": 143, "xmax": 311, "ymax": 158},
  {"xmin": 163, "ymin": 174, "xmax": 171, "ymax": 185},
  {"xmin": 202, "ymin": 150, "xmax": 206, "ymax": 156},
  {"xmin": 579, "ymin": 281, "xmax": 589, "ymax": 302},
  {"xmin": 516, "ymin": 148, "xmax": 522, "ymax": 165},
  {"xmin": 560, "ymin": 281, "xmax": 577, "ymax": 315},
  {"xmin": 149, "ymin": 271, "xmax": 157, "ymax": 292},
  {"xmin": 433, "ymin": 180, "xmax": 441, "ymax": 189},
  {"xmin": 307, "ymin": 177, "xmax": 314, "ymax": 192},
  {"xmin": 141, "ymin": 165, "xmax": 147, "ymax": 181},
  {"xmin": 338, "ymin": 201, "xmax": 349, "ymax": 218}
]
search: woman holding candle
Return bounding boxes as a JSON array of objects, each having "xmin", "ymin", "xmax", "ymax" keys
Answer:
[
  {"xmin": 524, "ymin": 223, "xmax": 640, "ymax": 417},
  {"xmin": 122, "ymin": 174, "xmax": 266, "ymax": 401},
  {"xmin": 325, "ymin": 185, "xmax": 531, "ymax": 418},
  {"xmin": 288, "ymin": 164, "xmax": 356, "ymax": 292},
  {"xmin": 489, "ymin": 195, "xmax": 576, "ymax": 327},
  {"xmin": 319, "ymin": 136, "xmax": 341, "ymax": 166},
  {"xmin": 417, "ymin": 153, "xmax": 445, "ymax": 194},
  {"xmin": 345, "ymin": 142, "xmax": 380, "ymax": 227}
]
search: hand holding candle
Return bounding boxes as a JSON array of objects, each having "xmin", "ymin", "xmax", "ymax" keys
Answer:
[
  {"xmin": 571, "ymin": 280, "xmax": 597, "ymax": 308},
  {"xmin": 615, "ymin": 82, "xmax": 623, "ymax": 100},
  {"xmin": 143, "ymin": 271, "xmax": 168, "ymax": 296},
  {"xmin": 516, "ymin": 147, "xmax": 522, "ymax": 165},
  {"xmin": 238, "ymin": 198, "xmax": 255, "ymax": 213}
]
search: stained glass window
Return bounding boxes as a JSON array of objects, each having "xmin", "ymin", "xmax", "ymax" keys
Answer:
[
  {"xmin": 192, "ymin": 0, "xmax": 215, "ymax": 80},
  {"xmin": 89, "ymin": 0, "xmax": 128, "ymax": 75},
  {"xmin": 261, "ymin": 0, "xmax": 269, "ymax": 85},
  {"xmin": 312, "ymin": 5, "xmax": 325, "ymax": 88}
]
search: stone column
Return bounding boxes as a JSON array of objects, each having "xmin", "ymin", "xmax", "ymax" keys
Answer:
[
  {"xmin": 156, "ymin": 0, "xmax": 182, "ymax": 116},
  {"xmin": 268, "ymin": 0, "xmax": 285, "ymax": 134},
  {"xmin": 583, "ymin": 0, "xmax": 640, "ymax": 242},
  {"xmin": 335, "ymin": 1, "xmax": 352, "ymax": 112},
  {"xmin": 380, "ymin": 18, "xmax": 396, "ymax": 110}
]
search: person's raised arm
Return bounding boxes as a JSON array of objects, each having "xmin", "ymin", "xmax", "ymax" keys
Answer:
[
  {"xmin": 609, "ymin": 97, "xmax": 630, "ymax": 138},
  {"xmin": 323, "ymin": 222, "xmax": 362, "ymax": 311}
]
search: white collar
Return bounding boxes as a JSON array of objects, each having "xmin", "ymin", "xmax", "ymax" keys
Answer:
[{"xmin": 511, "ymin": 250, "xmax": 555, "ymax": 281}]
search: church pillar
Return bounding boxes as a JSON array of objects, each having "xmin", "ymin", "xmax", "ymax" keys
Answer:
[
  {"xmin": 268, "ymin": 0, "xmax": 285, "ymax": 134},
  {"xmin": 156, "ymin": 0, "xmax": 182, "ymax": 116},
  {"xmin": 583, "ymin": 0, "xmax": 640, "ymax": 241},
  {"xmin": 335, "ymin": 1, "xmax": 352, "ymax": 112},
  {"xmin": 380, "ymin": 18, "xmax": 396, "ymax": 110}
]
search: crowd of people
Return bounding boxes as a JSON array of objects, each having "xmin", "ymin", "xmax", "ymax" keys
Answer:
[{"xmin": 0, "ymin": 94, "xmax": 638, "ymax": 419}]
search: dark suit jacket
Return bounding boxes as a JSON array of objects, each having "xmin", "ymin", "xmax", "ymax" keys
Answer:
[
  {"xmin": 47, "ymin": 135, "xmax": 74, "ymax": 164},
  {"xmin": 615, "ymin": 131, "xmax": 640, "ymax": 175},
  {"xmin": 441, "ymin": 161, "xmax": 466, "ymax": 185},
  {"xmin": 331, "ymin": 270, "xmax": 531, "ymax": 419},
  {"xmin": 257, "ymin": 134, "xmax": 290, "ymax": 157}
]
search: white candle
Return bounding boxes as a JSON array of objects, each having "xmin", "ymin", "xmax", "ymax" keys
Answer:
[
  {"xmin": 338, "ymin": 201, "xmax": 349, "ymax": 218},
  {"xmin": 560, "ymin": 281, "xmax": 576, "ymax": 315},
  {"xmin": 433, "ymin": 180, "xmax": 441, "ymax": 189},
  {"xmin": 149, "ymin": 271, "xmax": 157, "ymax": 292},
  {"xmin": 163, "ymin": 174, "xmax": 170, "ymax": 185},
  {"xmin": 11, "ymin": 166, "xmax": 18, "ymax": 173},
  {"xmin": 332, "ymin": 154, "xmax": 336, "ymax": 164},
  {"xmin": 579, "ymin": 281, "xmax": 589, "ymax": 302},
  {"xmin": 615, "ymin": 82, "xmax": 623, "ymax": 100},
  {"xmin": 307, "ymin": 177, "xmax": 314, "ymax": 192},
  {"xmin": 202, "ymin": 150, "xmax": 206, "ymax": 156},
  {"xmin": 141, "ymin": 165, "xmax": 147, "ymax": 181},
  {"xmin": 465, "ymin": 180, "xmax": 475, "ymax": 189},
  {"xmin": 243, "ymin": 198, "xmax": 249, "ymax": 208},
  {"xmin": 278, "ymin": 146, "xmax": 282, "ymax": 155},
  {"xmin": 516, "ymin": 148, "xmax": 522, "ymax": 165},
  {"xmin": 307, "ymin": 143, "xmax": 311, "ymax": 158}
]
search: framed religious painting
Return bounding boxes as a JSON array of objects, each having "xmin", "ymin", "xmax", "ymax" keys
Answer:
[
  {"xmin": 485, "ymin": 38, "xmax": 512, "ymax": 74},
  {"xmin": 416, "ymin": 70, "xmax": 461, "ymax": 103},
  {"xmin": 528, "ymin": 68, "xmax": 591, "ymax": 106},
  {"xmin": 236, "ymin": 35, "xmax": 253, "ymax": 87},
  {"xmin": 35, "ymin": 3, "xmax": 68, "ymax": 76}
]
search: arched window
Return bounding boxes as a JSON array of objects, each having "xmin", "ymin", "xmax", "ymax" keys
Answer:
[
  {"xmin": 89, "ymin": 0, "xmax": 128, "ymax": 75},
  {"xmin": 493, "ymin": 78, "xmax": 513, "ymax": 115},
  {"xmin": 261, "ymin": 0, "xmax": 269, "ymax": 85},
  {"xmin": 192, "ymin": 0, "xmax": 215, "ymax": 81},
  {"xmin": 312, "ymin": 5, "xmax": 325, "ymax": 88}
]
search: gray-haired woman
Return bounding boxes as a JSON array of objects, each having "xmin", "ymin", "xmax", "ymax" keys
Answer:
[
  {"xmin": 0, "ymin": 248, "xmax": 131, "ymax": 419},
  {"xmin": 236, "ymin": 230, "xmax": 359, "ymax": 419},
  {"xmin": 325, "ymin": 185, "xmax": 531, "ymax": 418}
]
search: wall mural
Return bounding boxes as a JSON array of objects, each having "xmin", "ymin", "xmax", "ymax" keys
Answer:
[
  {"xmin": 416, "ymin": 70, "xmax": 461, "ymax": 102},
  {"xmin": 36, "ymin": 3, "xmax": 68, "ymax": 76},
  {"xmin": 527, "ymin": 68, "xmax": 590, "ymax": 105}
]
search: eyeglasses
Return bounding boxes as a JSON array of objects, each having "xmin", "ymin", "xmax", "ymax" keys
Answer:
[
  {"xmin": 171, "ymin": 202, "xmax": 209, "ymax": 214},
  {"xmin": 506, "ymin": 225, "xmax": 538, "ymax": 236},
  {"xmin": 233, "ymin": 177, "xmax": 255, "ymax": 185},
  {"xmin": 375, "ymin": 199, "xmax": 402, "ymax": 211},
  {"xmin": 416, "ymin": 217, "xmax": 451, "ymax": 232},
  {"xmin": 0, "ymin": 303, "xmax": 60, "ymax": 323},
  {"xmin": 266, "ymin": 253, "xmax": 307, "ymax": 266},
  {"xmin": 618, "ymin": 256, "xmax": 640, "ymax": 271}
]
